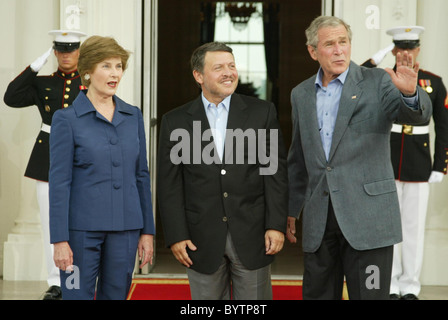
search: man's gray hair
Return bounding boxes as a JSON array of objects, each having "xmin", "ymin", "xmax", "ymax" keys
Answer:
[{"xmin": 305, "ymin": 16, "xmax": 353, "ymax": 48}]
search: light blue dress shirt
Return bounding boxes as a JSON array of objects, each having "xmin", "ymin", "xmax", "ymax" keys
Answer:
[
  {"xmin": 202, "ymin": 94, "xmax": 231, "ymax": 161},
  {"xmin": 315, "ymin": 68, "xmax": 349, "ymax": 160},
  {"xmin": 315, "ymin": 67, "xmax": 419, "ymax": 161}
]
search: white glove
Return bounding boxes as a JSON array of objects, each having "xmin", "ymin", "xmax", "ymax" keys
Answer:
[
  {"xmin": 30, "ymin": 47, "xmax": 53, "ymax": 72},
  {"xmin": 371, "ymin": 43, "xmax": 395, "ymax": 66},
  {"xmin": 428, "ymin": 171, "xmax": 444, "ymax": 183}
]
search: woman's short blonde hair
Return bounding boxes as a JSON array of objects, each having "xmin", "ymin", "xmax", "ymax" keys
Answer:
[{"xmin": 78, "ymin": 36, "xmax": 131, "ymax": 86}]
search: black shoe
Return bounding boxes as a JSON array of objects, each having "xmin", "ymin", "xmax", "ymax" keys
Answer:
[
  {"xmin": 390, "ymin": 294, "xmax": 401, "ymax": 300},
  {"xmin": 42, "ymin": 286, "xmax": 62, "ymax": 300},
  {"xmin": 401, "ymin": 293, "xmax": 419, "ymax": 300}
]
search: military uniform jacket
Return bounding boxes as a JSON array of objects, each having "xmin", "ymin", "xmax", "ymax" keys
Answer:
[
  {"xmin": 3, "ymin": 66, "xmax": 82, "ymax": 181},
  {"xmin": 362, "ymin": 60, "xmax": 448, "ymax": 181},
  {"xmin": 390, "ymin": 69, "xmax": 448, "ymax": 181}
]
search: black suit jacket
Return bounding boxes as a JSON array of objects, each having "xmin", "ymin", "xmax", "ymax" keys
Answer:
[{"xmin": 157, "ymin": 93, "xmax": 288, "ymax": 274}]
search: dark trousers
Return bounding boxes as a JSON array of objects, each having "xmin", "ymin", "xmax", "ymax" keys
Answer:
[
  {"xmin": 303, "ymin": 202, "xmax": 393, "ymax": 300},
  {"xmin": 60, "ymin": 230, "xmax": 140, "ymax": 300}
]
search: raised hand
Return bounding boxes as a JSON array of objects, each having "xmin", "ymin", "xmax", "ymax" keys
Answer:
[
  {"xmin": 385, "ymin": 51, "xmax": 419, "ymax": 96},
  {"xmin": 30, "ymin": 47, "xmax": 53, "ymax": 73}
]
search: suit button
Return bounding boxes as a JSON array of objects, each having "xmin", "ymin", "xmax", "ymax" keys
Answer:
[
  {"xmin": 110, "ymin": 138, "xmax": 118, "ymax": 145},
  {"xmin": 221, "ymin": 169, "xmax": 226, "ymax": 175},
  {"xmin": 323, "ymin": 191, "xmax": 329, "ymax": 196},
  {"xmin": 223, "ymin": 192, "xmax": 228, "ymax": 198},
  {"xmin": 327, "ymin": 167, "xmax": 332, "ymax": 172},
  {"xmin": 114, "ymin": 184, "xmax": 121, "ymax": 189},
  {"xmin": 222, "ymin": 217, "xmax": 228, "ymax": 222}
]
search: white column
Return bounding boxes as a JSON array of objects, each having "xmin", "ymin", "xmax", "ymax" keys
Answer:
[
  {"xmin": 2, "ymin": 0, "xmax": 59, "ymax": 281},
  {"xmin": 332, "ymin": 0, "xmax": 417, "ymax": 67},
  {"xmin": 417, "ymin": 0, "xmax": 448, "ymax": 286},
  {"xmin": 139, "ymin": 0, "xmax": 158, "ymax": 275},
  {"xmin": 60, "ymin": 0, "xmax": 140, "ymax": 105}
]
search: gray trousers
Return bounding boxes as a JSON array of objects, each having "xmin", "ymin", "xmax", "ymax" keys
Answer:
[{"xmin": 186, "ymin": 233, "xmax": 272, "ymax": 300}]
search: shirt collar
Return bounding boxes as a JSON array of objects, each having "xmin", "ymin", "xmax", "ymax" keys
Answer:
[
  {"xmin": 73, "ymin": 90, "xmax": 133, "ymax": 117},
  {"xmin": 202, "ymin": 93, "xmax": 231, "ymax": 112},
  {"xmin": 56, "ymin": 69, "xmax": 79, "ymax": 80},
  {"xmin": 315, "ymin": 66, "xmax": 349, "ymax": 88}
]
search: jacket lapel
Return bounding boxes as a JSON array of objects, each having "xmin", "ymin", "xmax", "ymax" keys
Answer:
[
  {"xmin": 223, "ymin": 94, "xmax": 249, "ymax": 165},
  {"xmin": 111, "ymin": 96, "xmax": 133, "ymax": 127},
  {"xmin": 187, "ymin": 96, "xmax": 211, "ymax": 131},
  {"xmin": 226, "ymin": 94, "xmax": 249, "ymax": 131},
  {"xmin": 328, "ymin": 62, "xmax": 363, "ymax": 162},
  {"xmin": 301, "ymin": 78, "xmax": 328, "ymax": 165}
]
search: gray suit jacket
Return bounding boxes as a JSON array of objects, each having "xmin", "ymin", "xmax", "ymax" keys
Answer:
[{"xmin": 288, "ymin": 61, "xmax": 432, "ymax": 252}]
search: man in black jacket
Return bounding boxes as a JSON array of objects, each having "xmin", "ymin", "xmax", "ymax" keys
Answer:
[{"xmin": 157, "ymin": 42, "xmax": 288, "ymax": 300}]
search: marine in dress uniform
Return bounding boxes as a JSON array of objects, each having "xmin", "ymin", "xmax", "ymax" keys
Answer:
[
  {"xmin": 363, "ymin": 26, "xmax": 448, "ymax": 300},
  {"xmin": 3, "ymin": 30, "xmax": 86, "ymax": 300}
]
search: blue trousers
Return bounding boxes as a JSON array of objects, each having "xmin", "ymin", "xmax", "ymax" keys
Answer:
[{"xmin": 60, "ymin": 230, "xmax": 140, "ymax": 300}]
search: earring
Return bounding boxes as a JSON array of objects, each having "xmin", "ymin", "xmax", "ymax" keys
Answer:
[{"xmin": 84, "ymin": 74, "xmax": 90, "ymax": 80}]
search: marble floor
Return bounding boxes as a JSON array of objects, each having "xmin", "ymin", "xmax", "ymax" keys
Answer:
[{"xmin": 1, "ymin": 240, "xmax": 448, "ymax": 300}]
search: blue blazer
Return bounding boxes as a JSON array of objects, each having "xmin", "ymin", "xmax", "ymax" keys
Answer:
[{"xmin": 49, "ymin": 90, "xmax": 155, "ymax": 243}]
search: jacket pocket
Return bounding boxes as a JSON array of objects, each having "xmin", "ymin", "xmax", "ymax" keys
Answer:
[
  {"xmin": 73, "ymin": 147, "xmax": 93, "ymax": 168},
  {"xmin": 363, "ymin": 179, "xmax": 396, "ymax": 196}
]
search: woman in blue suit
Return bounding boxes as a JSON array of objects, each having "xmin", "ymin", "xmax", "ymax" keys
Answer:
[{"xmin": 49, "ymin": 36, "xmax": 155, "ymax": 300}]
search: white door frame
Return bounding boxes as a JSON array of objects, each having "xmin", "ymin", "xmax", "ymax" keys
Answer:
[{"xmin": 140, "ymin": 0, "xmax": 159, "ymax": 274}]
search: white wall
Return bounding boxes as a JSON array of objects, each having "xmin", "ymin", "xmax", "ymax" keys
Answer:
[
  {"xmin": 59, "ymin": 0, "xmax": 142, "ymax": 105},
  {"xmin": 0, "ymin": 0, "xmax": 60, "ymax": 277},
  {"xmin": 416, "ymin": 0, "xmax": 448, "ymax": 286}
]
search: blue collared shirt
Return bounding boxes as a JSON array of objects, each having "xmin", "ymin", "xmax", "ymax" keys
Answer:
[
  {"xmin": 202, "ymin": 94, "xmax": 231, "ymax": 161},
  {"xmin": 315, "ymin": 67, "xmax": 419, "ymax": 161},
  {"xmin": 315, "ymin": 67, "xmax": 349, "ymax": 160}
]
